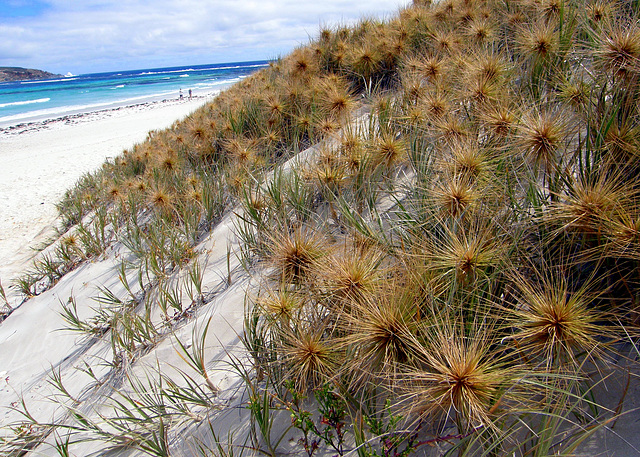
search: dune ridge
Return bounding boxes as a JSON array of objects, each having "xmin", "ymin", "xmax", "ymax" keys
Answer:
[{"xmin": 2, "ymin": 1, "xmax": 640, "ymax": 456}]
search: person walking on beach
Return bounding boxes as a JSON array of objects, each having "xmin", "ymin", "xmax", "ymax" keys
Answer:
[
  {"xmin": 188, "ymin": 89, "xmax": 192, "ymax": 100},
  {"xmin": 179, "ymin": 89, "xmax": 183, "ymax": 100}
]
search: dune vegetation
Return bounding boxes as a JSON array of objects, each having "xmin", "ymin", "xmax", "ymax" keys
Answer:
[{"xmin": 3, "ymin": 0, "xmax": 640, "ymax": 455}]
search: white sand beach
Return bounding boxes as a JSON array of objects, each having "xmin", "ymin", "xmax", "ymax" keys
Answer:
[{"xmin": 0, "ymin": 96, "xmax": 213, "ymax": 302}]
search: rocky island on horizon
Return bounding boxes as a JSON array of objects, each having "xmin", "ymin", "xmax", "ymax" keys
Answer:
[{"xmin": 0, "ymin": 66, "xmax": 62, "ymax": 82}]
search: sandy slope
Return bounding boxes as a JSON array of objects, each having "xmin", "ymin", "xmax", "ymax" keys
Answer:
[
  {"xmin": 0, "ymin": 209, "xmax": 258, "ymax": 456},
  {"xmin": 0, "ymin": 144, "xmax": 312, "ymax": 457},
  {"xmin": 0, "ymin": 102, "xmax": 311, "ymax": 455},
  {"xmin": 0, "ymin": 98, "xmax": 638, "ymax": 456}
]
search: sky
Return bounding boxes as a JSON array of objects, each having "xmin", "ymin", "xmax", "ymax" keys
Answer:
[{"xmin": 0, "ymin": 0, "xmax": 410, "ymax": 75}]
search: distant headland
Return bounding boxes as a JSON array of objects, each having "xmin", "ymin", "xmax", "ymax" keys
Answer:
[{"xmin": 0, "ymin": 66, "xmax": 62, "ymax": 82}]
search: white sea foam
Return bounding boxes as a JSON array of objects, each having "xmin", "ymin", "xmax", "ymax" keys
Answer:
[
  {"xmin": 0, "ymin": 91, "xmax": 177, "ymax": 124},
  {"xmin": 137, "ymin": 63, "xmax": 268, "ymax": 76},
  {"xmin": 180, "ymin": 74, "xmax": 189, "ymax": 78},
  {"xmin": 195, "ymin": 77, "xmax": 241, "ymax": 88},
  {"xmin": 21, "ymin": 78, "xmax": 77, "ymax": 84},
  {"xmin": 113, "ymin": 85, "xmax": 125, "ymax": 89},
  {"xmin": 140, "ymin": 68, "xmax": 197, "ymax": 76},
  {"xmin": 214, "ymin": 63, "xmax": 269, "ymax": 71},
  {"xmin": 0, "ymin": 98, "xmax": 50, "ymax": 108}
]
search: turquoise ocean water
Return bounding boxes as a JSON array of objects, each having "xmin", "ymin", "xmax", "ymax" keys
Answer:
[{"xmin": 0, "ymin": 60, "xmax": 269, "ymax": 127}]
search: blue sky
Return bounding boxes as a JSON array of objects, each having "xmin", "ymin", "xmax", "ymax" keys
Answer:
[
  {"xmin": 0, "ymin": 0, "xmax": 409, "ymax": 75},
  {"xmin": 0, "ymin": 1, "xmax": 49, "ymax": 17}
]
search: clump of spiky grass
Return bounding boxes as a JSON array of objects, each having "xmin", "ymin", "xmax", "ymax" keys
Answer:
[
  {"xmin": 56, "ymin": 233, "xmax": 85, "ymax": 267},
  {"xmin": 310, "ymin": 152, "xmax": 347, "ymax": 196},
  {"xmin": 371, "ymin": 132, "xmax": 407, "ymax": 170},
  {"xmin": 466, "ymin": 18, "xmax": 496, "ymax": 46},
  {"xmin": 432, "ymin": 29, "xmax": 460, "ymax": 56},
  {"xmin": 339, "ymin": 287, "xmax": 418, "ymax": 385},
  {"xmin": 401, "ymin": 70, "xmax": 427, "ymax": 104},
  {"xmin": 317, "ymin": 248, "xmax": 385, "ymax": 308},
  {"xmin": 317, "ymin": 76, "xmax": 356, "ymax": 120},
  {"xmin": 316, "ymin": 116, "xmax": 341, "ymax": 136},
  {"xmin": 604, "ymin": 118, "xmax": 640, "ymax": 162},
  {"xmin": 549, "ymin": 165, "xmax": 635, "ymax": 237},
  {"xmin": 148, "ymin": 185, "xmax": 175, "ymax": 216},
  {"xmin": 466, "ymin": 50, "xmax": 509, "ymax": 84},
  {"xmin": 558, "ymin": 76, "xmax": 590, "ymax": 112},
  {"xmin": 400, "ymin": 316, "xmax": 516, "ymax": 431},
  {"xmin": 258, "ymin": 285, "xmax": 303, "ymax": 325},
  {"xmin": 428, "ymin": 220, "xmax": 506, "ymax": 284},
  {"xmin": 429, "ymin": 173, "xmax": 479, "ymax": 219},
  {"xmin": 434, "ymin": 115, "xmax": 468, "ymax": 143},
  {"xmin": 505, "ymin": 269, "xmax": 604, "ymax": 368},
  {"xmin": 288, "ymin": 47, "xmax": 320, "ymax": 80},
  {"xmin": 339, "ymin": 127, "xmax": 367, "ymax": 173},
  {"xmin": 464, "ymin": 73, "xmax": 501, "ymax": 106},
  {"xmin": 422, "ymin": 88, "xmax": 451, "ymax": 120},
  {"xmin": 156, "ymin": 151, "xmax": 180, "ymax": 172},
  {"xmin": 346, "ymin": 44, "xmax": 383, "ymax": 82},
  {"xmin": 586, "ymin": 1, "xmax": 615, "ymax": 26},
  {"xmin": 517, "ymin": 20, "xmax": 558, "ymax": 62},
  {"xmin": 279, "ymin": 321, "xmax": 337, "ymax": 393},
  {"xmin": 602, "ymin": 206, "xmax": 640, "ymax": 262},
  {"xmin": 518, "ymin": 108, "xmax": 573, "ymax": 172},
  {"xmin": 481, "ymin": 103, "xmax": 517, "ymax": 140},
  {"xmin": 422, "ymin": 55, "xmax": 447, "ymax": 82},
  {"xmin": 267, "ymin": 228, "xmax": 326, "ymax": 284},
  {"xmin": 596, "ymin": 22, "xmax": 640, "ymax": 81},
  {"xmin": 444, "ymin": 140, "xmax": 492, "ymax": 182}
]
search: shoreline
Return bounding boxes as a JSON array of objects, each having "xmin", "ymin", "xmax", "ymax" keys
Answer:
[
  {"xmin": 0, "ymin": 93, "xmax": 217, "ymax": 304},
  {"xmin": 0, "ymin": 92, "xmax": 216, "ymax": 135}
]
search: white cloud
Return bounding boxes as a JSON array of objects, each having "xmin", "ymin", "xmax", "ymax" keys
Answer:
[{"xmin": 0, "ymin": 0, "xmax": 409, "ymax": 74}]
